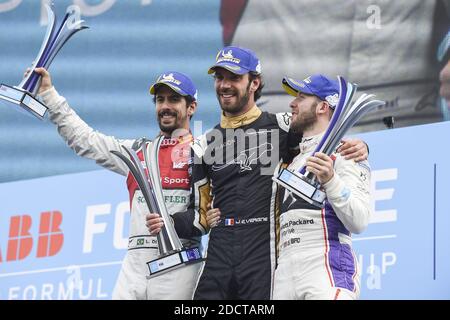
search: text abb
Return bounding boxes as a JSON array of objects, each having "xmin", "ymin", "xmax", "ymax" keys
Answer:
[{"xmin": 0, "ymin": 211, "xmax": 63, "ymax": 262}]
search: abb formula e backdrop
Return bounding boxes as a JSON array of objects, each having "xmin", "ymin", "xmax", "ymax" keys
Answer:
[{"xmin": 1, "ymin": 120, "xmax": 449, "ymax": 300}]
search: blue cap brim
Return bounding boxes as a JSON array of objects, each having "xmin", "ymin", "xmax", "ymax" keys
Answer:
[
  {"xmin": 282, "ymin": 77, "xmax": 315, "ymax": 97},
  {"xmin": 207, "ymin": 63, "xmax": 249, "ymax": 75},
  {"xmin": 149, "ymin": 82, "xmax": 188, "ymax": 96}
]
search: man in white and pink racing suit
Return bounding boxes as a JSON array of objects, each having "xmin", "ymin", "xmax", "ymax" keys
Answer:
[
  {"xmin": 32, "ymin": 67, "xmax": 203, "ymax": 299},
  {"xmin": 273, "ymin": 74, "xmax": 371, "ymax": 300}
]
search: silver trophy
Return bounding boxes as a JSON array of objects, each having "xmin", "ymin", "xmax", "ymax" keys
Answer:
[
  {"xmin": 0, "ymin": 4, "xmax": 88, "ymax": 120},
  {"xmin": 437, "ymin": 29, "xmax": 450, "ymax": 121},
  {"xmin": 111, "ymin": 136, "xmax": 204, "ymax": 278},
  {"xmin": 273, "ymin": 76, "xmax": 385, "ymax": 208}
]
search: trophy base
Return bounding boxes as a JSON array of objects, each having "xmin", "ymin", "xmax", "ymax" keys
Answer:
[
  {"xmin": 0, "ymin": 84, "xmax": 48, "ymax": 120},
  {"xmin": 146, "ymin": 246, "xmax": 204, "ymax": 279},
  {"xmin": 273, "ymin": 168, "xmax": 326, "ymax": 208}
]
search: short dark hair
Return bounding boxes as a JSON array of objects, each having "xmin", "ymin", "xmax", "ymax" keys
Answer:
[{"xmin": 249, "ymin": 72, "xmax": 264, "ymax": 102}]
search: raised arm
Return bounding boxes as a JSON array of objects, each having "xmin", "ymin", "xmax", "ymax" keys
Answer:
[{"xmin": 33, "ymin": 67, "xmax": 136, "ymax": 175}]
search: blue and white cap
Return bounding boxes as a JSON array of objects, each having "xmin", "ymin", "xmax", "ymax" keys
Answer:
[
  {"xmin": 208, "ymin": 46, "xmax": 262, "ymax": 75},
  {"xmin": 282, "ymin": 74, "xmax": 340, "ymax": 108},
  {"xmin": 149, "ymin": 71, "xmax": 198, "ymax": 100}
]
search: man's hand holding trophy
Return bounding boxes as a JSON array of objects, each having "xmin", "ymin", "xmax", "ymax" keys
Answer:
[{"xmin": 111, "ymin": 136, "xmax": 204, "ymax": 279}]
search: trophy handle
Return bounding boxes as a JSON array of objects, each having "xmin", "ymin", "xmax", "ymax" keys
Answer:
[
  {"xmin": 110, "ymin": 149, "xmax": 159, "ymax": 212},
  {"xmin": 0, "ymin": 4, "xmax": 88, "ymax": 120},
  {"xmin": 41, "ymin": 15, "xmax": 89, "ymax": 70},
  {"xmin": 28, "ymin": 11, "xmax": 89, "ymax": 96},
  {"xmin": 298, "ymin": 76, "xmax": 349, "ymax": 175},
  {"xmin": 145, "ymin": 137, "xmax": 184, "ymax": 252},
  {"xmin": 325, "ymin": 97, "xmax": 385, "ymax": 154},
  {"xmin": 111, "ymin": 140, "xmax": 184, "ymax": 256},
  {"xmin": 119, "ymin": 144, "xmax": 180, "ymax": 255},
  {"xmin": 19, "ymin": 4, "xmax": 89, "ymax": 96},
  {"xmin": 18, "ymin": 4, "xmax": 56, "ymax": 90},
  {"xmin": 143, "ymin": 137, "xmax": 204, "ymax": 278}
]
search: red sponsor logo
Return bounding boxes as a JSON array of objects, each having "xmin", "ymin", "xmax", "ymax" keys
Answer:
[{"xmin": 0, "ymin": 211, "xmax": 64, "ymax": 262}]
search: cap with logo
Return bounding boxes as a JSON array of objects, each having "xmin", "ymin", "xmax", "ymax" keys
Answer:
[
  {"xmin": 282, "ymin": 74, "xmax": 340, "ymax": 108},
  {"xmin": 149, "ymin": 71, "xmax": 198, "ymax": 101},
  {"xmin": 207, "ymin": 46, "xmax": 262, "ymax": 75}
]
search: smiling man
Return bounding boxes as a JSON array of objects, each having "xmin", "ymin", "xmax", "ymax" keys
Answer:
[
  {"xmin": 147, "ymin": 46, "xmax": 369, "ymax": 300},
  {"xmin": 273, "ymin": 74, "xmax": 372, "ymax": 300},
  {"xmin": 29, "ymin": 67, "xmax": 202, "ymax": 300}
]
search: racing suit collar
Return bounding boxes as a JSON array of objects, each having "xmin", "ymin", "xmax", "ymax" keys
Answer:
[
  {"xmin": 220, "ymin": 104, "xmax": 262, "ymax": 128},
  {"xmin": 158, "ymin": 131, "xmax": 193, "ymax": 148},
  {"xmin": 300, "ymin": 132, "xmax": 325, "ymax": 154}
]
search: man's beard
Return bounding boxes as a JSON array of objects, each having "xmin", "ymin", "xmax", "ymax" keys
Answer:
[
  {"xmin": 290, "ymin": 101, "xmax": 318, "ymax": 134},
  {"xmin": 217, "ymin": 81, "xmax": 251, "ymax": 115},
  {"xmin": 157, "ymin": 109, "xmax": 184, "ymax": 134}
]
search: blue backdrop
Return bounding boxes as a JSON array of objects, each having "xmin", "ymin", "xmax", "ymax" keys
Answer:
[{"xmin": 0, "ymin": 0, "xmax": 222, "ymax": 182}]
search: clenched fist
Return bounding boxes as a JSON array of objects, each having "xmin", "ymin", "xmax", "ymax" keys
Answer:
[{"xmin": 23, "ymin": 67, "xmax": 53, "ymax": 95}]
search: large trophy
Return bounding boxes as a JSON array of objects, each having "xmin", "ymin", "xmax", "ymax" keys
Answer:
[
  {"xmin": 273, "ymin": 76, "xmax": 385, "ymax": 208},
  {"xmin": 0, "ymin": 5, "xmax": 88, "ymax": 120},
  {"xmin": 111, "ymin": 136, "xmax": 204, "ymax": 278}
]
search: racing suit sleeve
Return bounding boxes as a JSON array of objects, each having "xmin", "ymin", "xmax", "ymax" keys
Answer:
[
  {"xmin": 322, "ymin": 156, "xmax": 372, "ymax": 234},
  {"xmin": 39, "ymin": 87, "xmax": 136, "ymax": 176},
  {"xmin": 171, "ymin": 136, "xmax": 210, "ymax": 238}
]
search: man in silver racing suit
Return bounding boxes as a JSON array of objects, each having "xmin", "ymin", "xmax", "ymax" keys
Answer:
[
  {"xmin": 273, "ymin": 74, "xmax": 371, "ymax": 300},
  {"xmin": 31, "ymin": 67, "xmax": 202, "ymax": 299}
]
